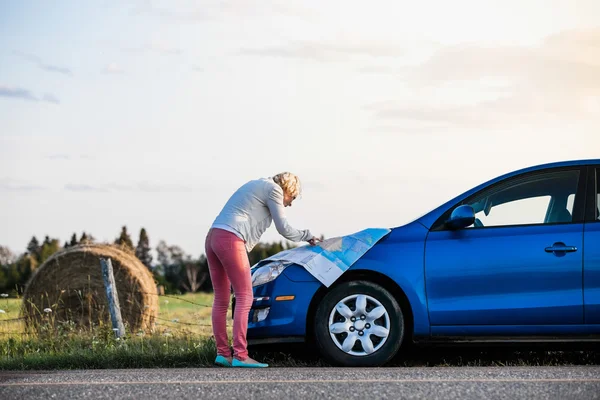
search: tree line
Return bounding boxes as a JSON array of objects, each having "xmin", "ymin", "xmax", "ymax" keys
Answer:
[{"xmin": 0, "ymin": 227, "xmax": 298, "ymax": 295}]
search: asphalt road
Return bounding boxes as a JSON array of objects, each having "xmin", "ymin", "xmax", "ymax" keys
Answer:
[{"xmin": 1, "ymin": 367, "xmax": 599, "ymax": 399}]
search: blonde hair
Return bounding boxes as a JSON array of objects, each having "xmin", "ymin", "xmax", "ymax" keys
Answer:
[{"xmin": 273, "ymin": 172, "xmax": 302, "ymax": 198}]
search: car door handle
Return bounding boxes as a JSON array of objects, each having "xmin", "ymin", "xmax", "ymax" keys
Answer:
[{"xmin": 545, "ymin": 243, "xmax": 578, "ymax": 253}]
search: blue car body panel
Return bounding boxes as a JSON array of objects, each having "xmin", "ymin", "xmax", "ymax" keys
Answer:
[
  {"xmin": 249, "ymin": 271, "xmax": 321, "ymax": 337},
  {"xmin": 584, "ymin": 222, "xmax": 600, "ymax": 324},
  {"xmin": 344, "ymin": 221, "xmax": 430, "ymax": 336},
  {"xmin": 247, "ymin": 159, "xmax": 600, "ymax": 344},
  {"xmin": 425, "ymin": 223, "xmax": 584, "ymax": 328}
]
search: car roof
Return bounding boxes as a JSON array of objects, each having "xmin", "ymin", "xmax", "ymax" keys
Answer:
[
  {"xmin": 412, "ymin": 158, "xmax": 600, "ymax": 229},
  {"xmin": 511, "ymin": 158, "xmax": 600, "ymax": 173}
]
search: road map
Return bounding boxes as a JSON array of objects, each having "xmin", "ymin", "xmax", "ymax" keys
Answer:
[{"xmin": 261, "ymin": 228, "xmax": 391, "ymax": 287}]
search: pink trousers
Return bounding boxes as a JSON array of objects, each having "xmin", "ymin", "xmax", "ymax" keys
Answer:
[{"xmin": 205, "ymin": 228, "xmax": 252, "ymax": 360}]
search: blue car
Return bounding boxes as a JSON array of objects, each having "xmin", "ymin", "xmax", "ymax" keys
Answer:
[{"xmin": 245, "ymin": 159, "xmax": 600, "ymax": 366}]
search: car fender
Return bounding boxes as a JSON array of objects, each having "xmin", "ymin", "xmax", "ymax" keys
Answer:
[{"xmin": 347, "ymin": 221, "xmax": 430, "ymax": 336}]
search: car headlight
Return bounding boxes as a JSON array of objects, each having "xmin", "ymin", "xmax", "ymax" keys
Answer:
[{"xmin": 251, "ymin": 261, "xmax": 290, "ymax": 287}]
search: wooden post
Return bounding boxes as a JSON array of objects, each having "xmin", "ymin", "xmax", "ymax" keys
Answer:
[{"xmin": 100, "ymin": 258, "xmax": 125, "ymax": 338}]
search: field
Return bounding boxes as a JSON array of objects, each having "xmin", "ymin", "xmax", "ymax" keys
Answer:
[
  {"xmin": 1, "ymin": 293, "xmax": 598, "ymax": 370},
  {"xmin": 0, "ymin": 292, "xmax": 224, "ymax": 370}
]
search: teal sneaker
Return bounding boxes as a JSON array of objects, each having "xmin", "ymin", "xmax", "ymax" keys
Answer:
[
  {"xmin": 232, "ymin": 358, "xmax": 268, "ymax": 368},
  {"xmin": 214, "ymin": 355, "xmax": 232, "ymax": 367}
]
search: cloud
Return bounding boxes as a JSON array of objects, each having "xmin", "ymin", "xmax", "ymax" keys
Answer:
[
  {"xmin": 13, "ymin": 51, "xmax": 73, "ymax": 76},
  {"xmin": 369, "ymin": 125, "xmax": 453, "ymax": 135},
  {"xmin": 122, "ymin": 39, "xmax": 183, "ymax": 55},
  {"xmin": 0, "ymin": 86, "xmax": 38, "ymax": 102},
  {"xmin": 150, "ymin": 39, "xmax": 183, "ymax": 55},
  {"xmin": 365, "ymin": 28, "xmax": 600, "ymax": 130},
  {"xmin": 129, "ymin": 0, "xmax": 212, "ymax": 22},
  {"xmin": 42, "ymin": 93, "xmax": 60, "ymax": 104},
  {"xmin": 0, "ymin": 179, "xmax": 46, "ymax": 192},
  {"xmin": 130, "ymin": 0, "xmax": 314, "ymax": 23},
  {"xmin": 103, "ymin": 63, "xmax": 124, "ymax": 74},
  {"xmin": 0, "ymin": 85, "xmax": 60, "ymax": 104},
  {"xmin": 240, "ymin": 41, "xmax": 405, "ymax": 62},
  {"xmin": 106, "ymin": 182, "xmax": 192, "ymax": 193},
  {"xmin": 216, "ymin": 1, "xmax": 316, "ymax": 20},
  {"xmin": 47, "ymin": 154, "xmax": 93, "ymax": 161},
  {"xmin": 64, "ymin": 182, "xmax": 192, "ymax": 193},
  {"xmin": 47, "ymin": 154, "xmax": 71, "ymax": 160},
  {"xmin": 402, "ymin": 45, "xmax": 599, "ymax": 92},
  {"xmin": 64, "ymin": 184, "xmax": 107, "ymax": 192},
  {"xmin": 359, "ymin": 66, "xmax": 404, "ymax": 74}
]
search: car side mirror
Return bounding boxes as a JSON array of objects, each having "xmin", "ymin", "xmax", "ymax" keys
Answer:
[{"xmin": 446, "ymin": 205, "xmax": 475, "ymax": 230}]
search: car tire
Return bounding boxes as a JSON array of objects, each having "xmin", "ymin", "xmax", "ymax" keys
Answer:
[{"xmin": 314, "ymin": 280, "xmax": 404, "ymax": 367}]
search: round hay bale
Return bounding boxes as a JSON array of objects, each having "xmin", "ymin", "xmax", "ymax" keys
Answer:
[{"xmin": 22, "ymin": 244, "xmax": 158, "ymax": 333}]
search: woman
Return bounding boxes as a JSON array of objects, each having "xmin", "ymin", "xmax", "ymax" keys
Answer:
[{"xmin": 206, "ymin": 172, "xmax": 320, "ymax": 368}]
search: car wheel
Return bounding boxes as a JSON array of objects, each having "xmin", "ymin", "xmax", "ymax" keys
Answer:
[{"xmin": 314, "ymin": 280, "xmax": 404, "ymax": 367}]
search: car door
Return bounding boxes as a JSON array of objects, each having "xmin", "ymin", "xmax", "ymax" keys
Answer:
[
  {"xmin": 425, "ymin": 167, "xmax": 586, "ymax": 328},
  {"xmin": 584, "ymin": 166, "xmax": 600, "ymax": 324}
]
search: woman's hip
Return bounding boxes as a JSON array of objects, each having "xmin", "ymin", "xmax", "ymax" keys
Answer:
[{"xmin": 208, "ymin": 228, "xmax": 248, "ymax": 264}]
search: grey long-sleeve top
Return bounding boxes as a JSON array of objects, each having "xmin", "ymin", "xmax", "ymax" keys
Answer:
[{"xmin": 211, "ymin": 177, "xmax": 313, "ymax": 252}]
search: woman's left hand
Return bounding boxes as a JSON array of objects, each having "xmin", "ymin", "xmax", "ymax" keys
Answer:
[{"xmin": 308, "ymin": 237, "xmax": 322, "ymax": 246}]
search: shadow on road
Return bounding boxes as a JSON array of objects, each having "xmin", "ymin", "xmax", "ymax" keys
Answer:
[{"xmin": 250, "ymin": 342, "xmax": 600, "ymax": 367}]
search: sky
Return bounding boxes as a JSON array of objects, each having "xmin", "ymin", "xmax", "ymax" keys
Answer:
[{"xmin": 1, "ymin": 0, "xmax": 599, "ymax": 258}]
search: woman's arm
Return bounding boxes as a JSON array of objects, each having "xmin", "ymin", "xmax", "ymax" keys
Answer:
[{"xmin": 266, "ymin": 185, "xmax": 313, "ymax": 242}]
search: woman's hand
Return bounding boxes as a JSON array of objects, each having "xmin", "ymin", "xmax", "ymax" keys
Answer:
[{"xmin": 308, "ymin": 237, "xmax": 322, "ymax": 246}]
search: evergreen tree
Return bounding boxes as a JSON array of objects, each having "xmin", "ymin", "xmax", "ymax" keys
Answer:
[
  {"xmin": 26, "ymin": 236, "xmax": 40, "ymax": 258},
  {"xmin": 80, "ymin": 232, "xmax": 89, "ymax": 244},
  {"xmin": 115, "ymin": 226, "xmax": 134, "ymax": 250},
  {"xmin": 10, "ymin": 254, "xmax": 38, "ymax": 293},
  {"xmin": 135, "ymin": 228, "xmax": 153, "ymax": 270},
  {"xmin": 69, "ymin": 233, "xmax": 78, "ymax": 247},
  {"xmin": 39, "ymin": 237, "xmax": 61, "ymax": 263}
]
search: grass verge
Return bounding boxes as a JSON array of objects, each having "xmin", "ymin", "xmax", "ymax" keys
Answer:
[{"xmin": 1, "ymin": 294, "xmax": 599, "ymax": 369}]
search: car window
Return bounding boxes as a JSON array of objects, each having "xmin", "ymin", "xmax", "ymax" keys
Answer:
[
  {"xmin": 464, "ymin": 170, "xmax": 580, "ymax": 228},
  {"xmin": 567, "ymin": 193, "xmax": 575, "ymax": 214},
  {"xmin": 475, "ymin": 196, "xmax": 551, "ymax": 226}
]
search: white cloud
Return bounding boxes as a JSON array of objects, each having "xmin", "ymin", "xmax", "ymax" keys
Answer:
[
  {"xmin": 42, "ymin": 93, "xmax": 60, "ymax": 104},
  {"xmin": 63, "ymin": 182, "xmax": 193, "ymax": 193},
  {"xmin": 150, "ymin": 39, "xmax": 183, "ymax": 55},
  {"xmin": 12, "ymin": 50, "xmax": 73, "ymax": 76},
  {"xmin": 365, "ymin": 28, "xmax": 600, "ymax": 130},
  {"xmin": 0, "ymin": 85, "xmax": 59, "ymax": 104},
  {"xmin": 103, "ymin": 62, "xmax": 124, "ymax": 74},
  {"xmin": 240, "ymin": 40, "xmax": 407, "ymax": 62},
  {"xmin": 64, "ymin": 184, "xmax": 106, "ymax": 192},
  {"xmin": 130, "ymin": 0, "xmax": 315, "ymax": 22},
  {"xmin": 0, "ymin": 178, "xmax": 46, "ymax": 192}
]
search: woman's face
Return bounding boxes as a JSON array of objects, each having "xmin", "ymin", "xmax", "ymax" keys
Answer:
[{"xmin": 283, "ymin": 192, "xmax": 296, "ymax": 207}]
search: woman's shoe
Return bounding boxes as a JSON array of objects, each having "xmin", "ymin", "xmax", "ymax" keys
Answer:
[
  {"xmin": 214, "ymin": 355, "xmax": 233, "ymax": 367},
  {"xmin": 232, "ymin": 357, "xmax": 268, "ymax": 368}
]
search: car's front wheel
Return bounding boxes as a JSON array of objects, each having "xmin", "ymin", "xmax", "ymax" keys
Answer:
[{"xmin": 314, "ymin": 280, "xmax": 404, "ymax": 367}]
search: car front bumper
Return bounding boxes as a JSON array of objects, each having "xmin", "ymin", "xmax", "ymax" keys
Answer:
[{"xmin": 244, "ymin": 265, "xmax": 322, "ymax": 344}]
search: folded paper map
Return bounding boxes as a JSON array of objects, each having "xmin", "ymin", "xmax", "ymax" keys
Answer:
[{"xmin": 260, "ymin": 228, "xmax": 391, "ymax": 287}]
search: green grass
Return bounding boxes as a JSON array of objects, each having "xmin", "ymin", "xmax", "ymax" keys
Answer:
[
  {"xmin": 1, "ymin": 293, "xmax": 599, "ymax": 369},
  {"xmin": 0, "ymin": 292, "xmax": 225, "ymax": 370},
  {"xmin": 0, "ymin": 335, "xmax": 218, "ymax": 370},
  {"xmin": 156, "ymin": 292, "xmax": 224, "ymax": 337},
  {"xmin": 0, "ymin": 296, "xmax": 23, "ymax": 336}
]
